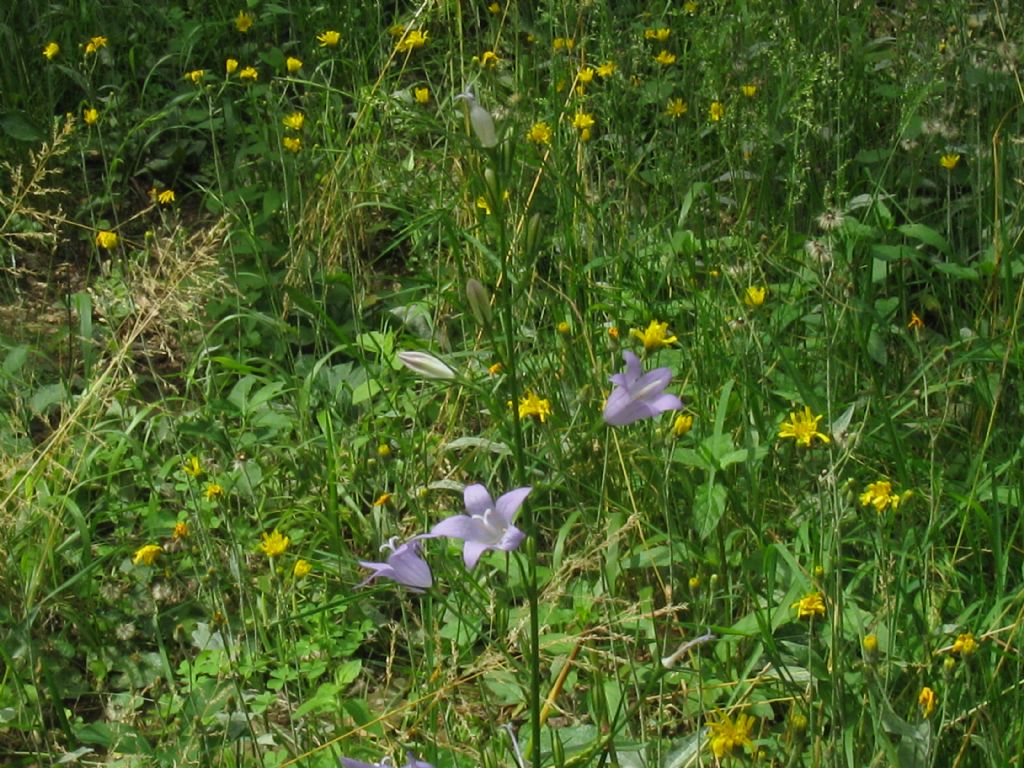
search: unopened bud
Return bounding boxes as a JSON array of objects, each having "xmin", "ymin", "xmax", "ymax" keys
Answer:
[
  {"xmin": 397, "ymin": 350, "xmax": 456, "ymax": 380},
  {"xmin": 525, "ymin": 212, "xmax": 542, "ymax": 258},
  {"xmin": 466, "ymin": 278, "xmax": 492, "ymax": 326},
  {"xmin": 456, "ymin": 89, "xmax": 498, "ymax": 147}
]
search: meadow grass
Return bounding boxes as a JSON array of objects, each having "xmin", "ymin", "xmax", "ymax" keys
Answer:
[{"xmin": 2, "ymin": 1, "xmax": 1024, "ymax": 766}]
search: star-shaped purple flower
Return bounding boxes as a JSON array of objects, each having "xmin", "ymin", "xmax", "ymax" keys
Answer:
[
  {"xmin": 356, "ymin": 538, "xmax": 433, "ymax": 593},
  {"xmin": 603, "ymin": 350, "xmax": 683, "ymax": 426},
  {"xmin": 422, "ymin": 484, "xmax": 531, "ymax": 569}
]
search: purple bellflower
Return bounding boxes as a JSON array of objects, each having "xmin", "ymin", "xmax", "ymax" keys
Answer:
[
  {"xmin": 422, "ymin": 484, "xmax": 531, "ymax": 569},
  {"xmin": 603, "ymin": 350, "xmax": 683, "ymax": 426},
  {"xmin": 341, "ymin": 754, "xmax": 434, "ymax": 768},
  {"xmin": 356, "ymin": 537, "xmax": 433, "ymax": 593}
]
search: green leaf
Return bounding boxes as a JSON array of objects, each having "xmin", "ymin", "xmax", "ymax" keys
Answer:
[
  {"xmin": 695, "ymin": 480, "xmax": 727, "ymax": 539},
  {"xmin": 0, "ymin": 111, "xmax": 44, "ymax": 142},
  {"xmin": 898, "ymin": 223, "xmax": 952, "ymax": 258}
]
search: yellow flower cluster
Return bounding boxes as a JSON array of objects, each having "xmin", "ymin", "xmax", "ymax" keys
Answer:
[
  {"xmin": 793, "ymin": 591, "xmax": 826, "ymax": 618},
  {"xmin": 517, "ymin": 391, "xmax": 552, "ymax": 423},
  {"xmin": 706, "ymin": 711, "xmax": 755, "ymax": 758},
  {"xmin": 259, "ymin": 528, "xmax": 290, "ymax": 558}
]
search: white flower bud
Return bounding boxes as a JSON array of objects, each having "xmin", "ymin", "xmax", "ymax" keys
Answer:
[
  {"xmin": 397, "ymin": 350, "xmax": 456, "ymax": 380},
  {"xmin": 456, "ymin": 89, "xmax": 498, "ymax": 148}
]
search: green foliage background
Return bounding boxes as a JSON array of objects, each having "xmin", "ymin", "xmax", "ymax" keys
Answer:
[{"xmin": 1, "ymin": 1, "xmax": 1023, "ymax": 766}]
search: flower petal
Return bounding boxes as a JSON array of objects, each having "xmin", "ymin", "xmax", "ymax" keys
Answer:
[
  {"xmin": 462, "ymin": 539, "xmax": 491, "ymax": 569},
  {"xmin": 495, "ymin": 524, "xmax": 525, "ymax": 552},
  {"xmin": 494, "ymin": 486, "xmax": 531, "ymax": 526},
  {"xmin": 463, "ymin": 483, "xmax": 495, "ymax": 516},
  {"xmin": 428, "ymin": 514, "xmax": 478, "ymax": 540}
]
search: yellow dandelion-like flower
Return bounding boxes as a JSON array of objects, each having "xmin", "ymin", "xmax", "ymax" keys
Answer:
[
  {"xmin": 318, "ymin": 30, "xmax": 341, "ymax": 47},
  {"xmin": 182, "ymin": 456, "xmax": 203, "ymax": 477},
  {"xmin": 377, "ymin": 443, "xmax": 392, "ymax": 458},
  {"xmin": 793, "ymin": 591, "xmax": 826, "ymax": 619},
  {"xmin": 908, "ymin": 311, "xmax": 924, "ymax": 330},
  {"xmin": 940, "ymin": 153, "xmax": 960, "ymax": 170},
  {"xmin": 654, "ymin": 50, "xmax": 676, "ymax": 65},
  {"xmin": 630, "ymin": 319, "xmax": 677, "ymax": 351},
  {"xmin": 95, "ymin": 230, "xmax": 118, "ymax": 249},
  {"xmin": 596, "ymin": 61, "xmax": 616, "ymax": 78},
  {"xmin": 173, "ymin": 521, "xmax": 190, "ymax": 540},
  {"xmin": 286, "ymin": 56, "xmax": 302, "ymax": 73},
  {"xmin": 552, "ymin": 37, "xmax": 575, "ymax": 51},
  {"xmin": 372, "ymin": 492, "xmax": 392, "ymax": 507},
  {"xmin": 517, "ymin": 391, "xmax": 552, "ymax": 422},
  {"xmin": 572, "ymin": 111, "xmax": 595, "ymax": 132},
  {"xmin": 578, "ymin": 66, "xmax": 595, "ymax": 84},
  {"xmin": 133, "ymin": 544, "xmax": 162, "ymax": 567},
  {"xmin": 744, "ymin": 286, "xmax": 766, "ymax": 307},
  {"xmin": 476, "ymin": 196, "xmax": 492, "ymax": 215},
  {"xmin": 859, "ymin": 480, "xmax": 903, "ymax": 513},
  {"xmin": 488, "ymin": 2, "xmax": 501, "ymax": 13},
  {"xmin": 526, "ymin": 121, "xmax": 552, "ymax": 145},
  {"xmin": 414, "ymin": 87, "xmax": 430, "ymax": 104},
  {"xmin": 778, "ymin": 406, "xmax": 830, "ymax": 447},
  {"xmin": 84, "ymin": 36, "xmax": 107, "ymax": 55},
  {"xmin": 918, "ymin": 686, "xmax": 936, "ymax": 718},
  {"xmin": 239, "ymin": 66, "xmax": 258, "ymax": 81},
  {"xmin": 488, "ymin": 362, "xmax": 503, "ymax": 376},
  {"xmin": 476, "ymin": 50, "xmax": 500, "ymax": 68},
  {"xmin": 83, "ymin": 108, "xmax": 100, "ymax": 126},
  {"xmin": 672, "ymin": 414, "xmax": 694, "ymax": 437},
  {"xmin": 225, "ymin": 58, "xmax": 239, "ymax": 75},
  {"xmin": 684, "ymin": 1, "xmax": 699, "ymax": 13},
  {"xmin": 43, "ymin": 42, "xmax": 60, "ymax": 60},
  {"xmin": 862, "ymin": 634, "xmax": 879, "ymax": 657},
  {"xmin": 204, "ymin": 482, "xmax": 224, "ymax": 500},
  {"xmin": 709, "ymin": 101, "xmax": 725, "ymax": 121},
  {"xmin": 293, "ymin": 559, "xmax": 312, "ymax": 579},
  {"xmin": 282, "ymin": 112, "xmax": 304, "ymax": 131},
  {"xmin": 706, "ymin": 711, "xmax": 755, "ymax": 758},
  {"xmin": 741, "ymin": 84, "xmax": 758, "ymax": 97},
  {"xmin": 283, "ymin": 136, "xmax": 301, "ymax": 153},
  {"xmin": 951, "ymin": 633, "xmax": 978, "ymax": 656},
  {"xmin": 396, "ymin": 29, "xmax": 428, "ymax": 53},
  {"xmin": 185, "ymin": 69, "xmax": 205, "ymax": 85},
  {"xmin": 388, "ymin": 24, "xmax": 405, "ymax": 38},
  {"xmin": 259, "ymin": 528, "xmax": 290, "ymax": 558},
  {"xmin": 157, "ymin": 189, "xmax": 176, "ymax": 205},
  {"xmin": 665, "ymin": 98, "xmax": 688, "ymax": 118},
  {"xmin": 235, "ymin": 11, "xmax": 254, "ymax": 33}
]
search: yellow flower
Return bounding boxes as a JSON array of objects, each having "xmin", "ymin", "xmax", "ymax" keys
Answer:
[
  {"xmin": 908, "ymin": 311, "xmax": 924, "ymax": 330},
  {"xmin": 859, "ymin": 480, "xmax": 897, "ymax": 512},
  {"xmin": 744, "ymin": 286, "xmax": 766, "ymax": 307},
  {"xmin": 173, "ymin": 521, "xmax": 190, "ymax": 540},
  {"xmin": 282, "ymin": 112, "xmax": 304, "ymax": 131},
  {"xmin": 526, "ymin": 121, "xmax": 551, "ymax": 145},
  {"xmin": 709, "ymin": 101, "xmax": 725, "ymax": 121},
  {"xmin": 557, "ymin": 321, "xmax": 571, "ymax": 335},
  {"xmin": 665, "ymin": 98, "xmax": 688, "ymax": 118},
  {"xmin": 488, "ymin": 362, "xmax": 503, "ymax": 376},
  {"xmin": 630, "ymin": 319, "xmax": 677, "ymax": 351},
  {"xmin": 95, "ymin": 230, "xmax": 118, "ymax": 249},
  {"xmin": 517, "ymin": 391, "xmax": 552, "ymax": 422},
  {"xmin": 372, "ymin": 492, "xmax": 392, "ymax": 507},
  {"xmin": 552, "ymin": 37, "xmax": 575, "ymax": 51},
  {"xmin": 259, "ymin": 528, "xmax": 290, "ymax": 558},
  {"xmin": 684, "ymin": 1, "xmax": 699, "ymax": 12},
  {"xmin": 286, "ymin": 56, "xmax": 302, "ymax": 73},
  {"xmin": 239, "ymin": 66, "xmax": 258, "ymax": 81},
  {"xmin": 204, "ymin": 482, "xmax": 224, "ymax": 500},
  {"xmin": 185, "ymin": 69, "xmax": 205, "ymax": 84},
  {"xmin": 654, "ymin": 50, "xmax": 676, "ymax": 65},
  {"xmin": 157, "ymin": 189, "xmax": 175, "ymax": 205},
  {"xmin": 377, "ymin": 443, "xmax": 392, "ymax": 458},
  {"xmin": 283, "ymin": 136, "xmax": 301, "ymax": 153},
  {"xmin": 183, "ymin": 456, "xmax": 203, "ymax": 477},
  {"xmin": 477, "ymin": 50, "xmax": 500, "ymax": 68},
  {"xmin": 578, "ymin": 66, "xmax": 595, "ymax": 84},
  {"xmin": 940, "ymin": 153, "xmax": 960, "ymax": 170},
  {"xmin": 225, "ymin": 58, "xmax": 239, "ymax": 75},
  {"xmin": 779, "ymin": 406, "xmax": 830, "ymax": 447},
  {"xmin": 235, "ymin": 11, "xmax": 254, "ymax": 33},
  {"xmin": 476, "ymin": 196, "xmax": 492, "ymax": 215},
  {"xmin": 83, "ymin": 108, "xmax": 99, "ymax": 126},
  {"xmin": 318, "ymin": 30, "xmax": 341, "ymax": 47},
  {"xmin": 706, "ymin": 711, "xmax": 755, "ymax": 758},
  {"xmin": 918, "ymin": 686, "xmax": 936, "ymax": 718},
  {"xmin": 608, "ymin": 326, "xmax": 620, "ymax": 340},
  {"xmin": 653, "ymin": 27, "xmax": 671, "ymax": 41},
  {"xmin": 741, "ymin": 84, "xmax": 758, "ymax": 97},
  {"xmin": 862, "ymin": 634, "xmax": 879, "ymax": 657},
  {"xmin": 414, "ymin": 87, "xmax": 430, "ymax": 104},
  {"xmin": 572, "ymin": 111, "xmax": 595, "ymax": 143},
  {"xmin": 596, "ymin": 61, "xmax": 616, "ymax": 78},
  {"xmin": 396, "ymin": 29, "xmax": 428, "ymax": 52},
  {"xmin": 487, "ymin": 2, "xmax": 501, "ymax": 13},
  {"xmin": 672, "ymin": 414, "xmax": 694, "ymax": 437},
  {"xmin": 388, "ymin": 24, "xmax": 405, "ymax": 38},
  {"xmin": 43, "ymin": 42, "xmax": 60, "ymax": 60},
  {"xmin": 133, "ymin": 544, "xmax": 162, "ymax": 567},
  {"xmin": 793, "ymin": 591, "xmax": 826, "ymax": 619},
  {"xmin": 84, "ymin": 36, "xmax": 107, "ymax": 55},
  {"xmin": 293, "ymin": 559, "xmax": 312, "ymax": 579},
  {"xmin": 688, "ymin": 575, "xmax": 700, "ymax": 590},
  {"xmin": 951, "ymin": 632, "xmax": 978, "ymax": 656}
]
